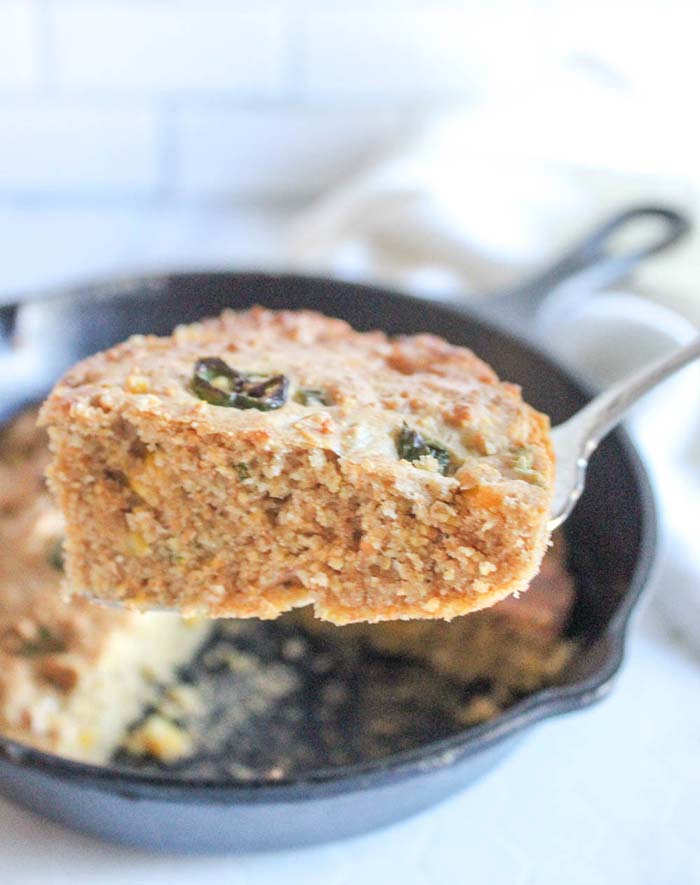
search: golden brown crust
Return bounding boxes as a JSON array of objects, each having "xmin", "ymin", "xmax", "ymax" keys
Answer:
[{"xmin": 40, "ymin": 306, "xmax": 555, "ymax": 624}]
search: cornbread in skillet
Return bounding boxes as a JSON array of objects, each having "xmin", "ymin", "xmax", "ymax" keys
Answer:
[
  {"xmin": 297, "ymin": 531, "xmax": 575, "ymax": 721},
  {"xmin": 39, "ymin": 306, "xmax": 555, "ymax": 624},
  {"xmin": 0, "ymin": 410, "xmax": 210, "ymax": 763}
]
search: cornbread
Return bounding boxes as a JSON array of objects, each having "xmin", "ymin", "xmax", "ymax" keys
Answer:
[
  {"xmin": 40, "ymin": 306, "xmax": 555, "ymax": 624},
  {"xmin": 0, "ymin": 410, "xmax": 210, "ymax": 763}
]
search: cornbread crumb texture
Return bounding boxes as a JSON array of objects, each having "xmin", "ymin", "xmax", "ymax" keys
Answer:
[
  {"xmin": 0, "ymin": 410, "xmax": 210, "ymax": 763},
  {"xmin": 41, "ymin": 306, "xmax": 555, "ymax": 624}
]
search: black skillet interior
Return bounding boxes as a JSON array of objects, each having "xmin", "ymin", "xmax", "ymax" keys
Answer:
[{"xmin": 0, "ymin": 272, "xmax": 656, "ymax": 849}]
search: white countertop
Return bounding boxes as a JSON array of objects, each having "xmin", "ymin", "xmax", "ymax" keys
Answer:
[{"xmin": 1, "ymin": 206, "xmax": 698, "ymax": 885}]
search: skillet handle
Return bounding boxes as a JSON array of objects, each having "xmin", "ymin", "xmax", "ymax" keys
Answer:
[
  {"xmin": 479, "ymin": 205, "xmax": 690, "ymax": 325},
  {"xmin": 525, "ymin": 205, "xmax": 689, "ymax": 291}
]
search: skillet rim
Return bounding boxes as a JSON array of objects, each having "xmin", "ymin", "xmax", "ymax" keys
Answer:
[{"xmin": 0, "ymin": 271, "xmax": 657, "ymax": 802}]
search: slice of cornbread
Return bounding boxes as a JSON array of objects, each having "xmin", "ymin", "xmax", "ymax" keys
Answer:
[
  {"xmin": 40, "ymin": 307, "xmax": 555, "ymax": 624},
  {"xmin": 0, "ymin": 412, "xmax": 210, "ymax": 763}
]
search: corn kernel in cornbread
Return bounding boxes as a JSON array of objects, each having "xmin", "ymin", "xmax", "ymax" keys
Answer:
[{"xmin": 39, "ymin": 307, "xmax": 555, "ymax": 624}]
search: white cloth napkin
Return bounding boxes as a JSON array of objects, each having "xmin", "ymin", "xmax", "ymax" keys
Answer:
[{"xmin": 286, "ymin": 104, "xmax": 700, "ymax": 653}]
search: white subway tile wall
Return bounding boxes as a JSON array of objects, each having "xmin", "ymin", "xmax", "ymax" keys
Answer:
[
  {"xmin": 0, "ymin": 0, "xmax": 501, "ymax": 204},
  {"xmin": 51, "ymin": 1, "xmax": 289, "ymax": 96},
  {"xmin": 300, "ymin": 7, "xmax": 479, "ymax": 99},
  {"xmin": 299, "ymin": 4, "xmax": 553, "ymax": 99},
  {"xmin": 0, "ymin": 0, "xmax": 685, "ymax": 206},
  {"xmin": 174, "ymin": 107, "xmax": 410, "ymax": 199},
  {"xmin": 0, "ymin": 0, "xmax": 693, "ymax": 300},
  {"xmin": 0, "ymin": 102, "xmax": 160, "ymax": 193},
  {"xmin": 0, "ymin": 1, "xmax": 41, "ymax": 90}
]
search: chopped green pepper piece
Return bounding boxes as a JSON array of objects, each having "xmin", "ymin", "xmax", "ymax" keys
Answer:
[
  {"xmin": 235, "ymin": 462, "xmax": 250, "ymax": 481},
  {"xmin": 191, "ymin": 358, "xmax": 289, "ymax": 411},
  {"xmin": 48, "ymin": 538, "xmax": 64, "ymax": 571},
  {"xmin": 294, "ymin": 388, "xmax": 332, "ymax": 406},
  {"xmin": 395, "ymin": 425, "xmax": 453, "ymax": 475}
]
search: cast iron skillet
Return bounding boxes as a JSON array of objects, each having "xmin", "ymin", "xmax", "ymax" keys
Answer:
[{"xmin": 0, "ymin": 207, "xmax": 686, "ymax": 852}]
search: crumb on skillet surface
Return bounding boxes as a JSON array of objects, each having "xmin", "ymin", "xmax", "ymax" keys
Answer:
[{"xmin": 39, "ymin": 306, "xmax": 555, "ymax": 624}]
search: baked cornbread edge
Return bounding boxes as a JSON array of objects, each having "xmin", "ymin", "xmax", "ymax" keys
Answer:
[{"xmin": 39, "ymin": 306, "xmax": 555, "ymax": 625}]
